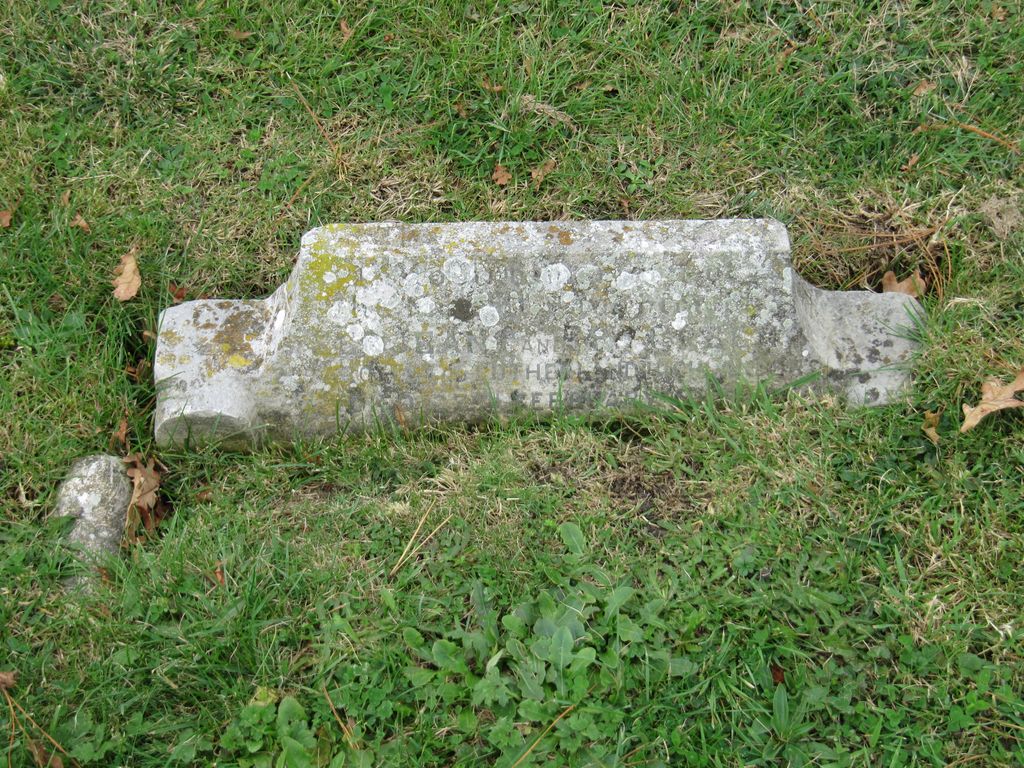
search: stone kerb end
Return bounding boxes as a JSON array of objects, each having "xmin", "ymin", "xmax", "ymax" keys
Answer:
[{"xmin": 154, "ymin": 298, "xmax": 267, "ymax": 448}]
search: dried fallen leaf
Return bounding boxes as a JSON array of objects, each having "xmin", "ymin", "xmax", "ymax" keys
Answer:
[
  {"xmin": 339, "ymin": 19, "xmax": 353, "ymax": 43},
  {"xmin": 775, "ymin": 42, "xmax": 798, "ymax": 71},
  {"xmin": 978, "ymin": 195, "xmax": 1022, "ymax": 240},
  {"xmin": 453, "ymin": 100, "xmax": 468, "ymax": 119},
  {"xmin": 226, "ymin": 29, "xmax": 254, "ymax": 41},
  {"xmin": 992, "ymin": 5, "xmax": 1006, "ymax": 20},
  {"xmin": 213, "ymin": 562, "xmax": 225, "ymax": 587},
  {"xmin": 912, "ymin": 79, "xmax": 936, "ymax": 97},
  {"xmin": 28, "ymin": 741, "xmax": 63, "ymax": 768},
  {"xmin": 112, "ymin": 248, "xmax": 141, "ymax": 301},
  {"xmin": 126, "ymin": 454, "xmax": 161, "ymax": 512},
  {"xmin": 901, "ymin": 153, "xmax": 920, "ymax": 172},
  {"xmin": 482, "ymin": 75, "xmax": 505, "ymax": 93},
  {"xmin": 530, "ymin": 159, "xmax": 556, "ymax": 188},
  {"xmin": 491, "ymin": 164, "xmax": 512, "ymax": 186},
  {"xmin": 111, "ymin": 419, "xmax": 129, "ymax": 450},
  {"xmin": 0, "ymin": 670, "xmax": 16, "ymax": 689},
  {"xmin": 961, "ymin": 370, "xmax": 1024, "ymax": 432},
  {"xmin": 881, "ymin": 268, "xmax": 925, "ymax": 298},
  {"xmin": 124, "ymin": 454, "xmax": 167, "ymax": 536},
  {"xmin": 60, "ymin": 189, "xmax": 71, "ymax": 206},
  {"xmin": 70, "ymin": 213, "xmax": 90, "ymax": 233},
  {"xmin": 0, "ymin": 209, "xmax": 11, "ymax": 228},
  {"xmin": 770, "ymin": 665, "xmax": 785, "ymax": 685},
  {"xmin": 520, "ymin": 94, "xmax": 576, "ymax": 131},
  {"xmin": 168, "ymin": 281, "xmax": 187, "ymax": 303},
  {"xmin": 125, "ymin": 358, "xmax": 151, "ymax": 383},
  {"xmin": 922, "ymin": 410, "xmax": 941, "ymax": 446}
]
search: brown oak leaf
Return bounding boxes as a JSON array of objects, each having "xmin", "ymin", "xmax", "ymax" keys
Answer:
[
  {"xmin": 961, "ymin": 370, "xmax": 1024, "ymax": 432},
  {"xmin": 530, "ymin": 159, "xmax": 556, "ymax": 188},
  {"xmin": 482, "ymin": 75, "xmax": 505, "ymax": 93},
  {"xmin": 0, "ymin": 209, "xmax": 11, "ymax": 228},
  {"xmin": 112, "ymin": 248, "xmax": 141, "ymax": 301},
  {"xmin": 340, "ymin": 19, "xmax": 353, "ymax": 43},
  {"xmin": 881, "ymin": 268, "xmax": 925, "ymax": 298},
  {"xmin": 28, "ymin": 741, "xmax": 63, "ymax": 768},
  {"xmin": 491, "ymin": 164, "xmax": 512, "ymax": 186},
  {"xmin": 226, "ymin": 29, "xmax": 254, "ymax": 41},
  {"xmin": 111, "ymin": 418, "xmax": 129, "ymax": 450},
  {"xmin": 901, "ymin": 153, "xmax": 920, "ymax": 172},
  {"xmin": 912, "ymin": 80, "xmax": 936, "ymax": 97},
  {"xmin": 70, "ymin": 213, "xmax": 90, "ymax": 233},
  {"xmin": 0, "ymin": 670, "xmax": 16, "ymax": 689},
  {"xmin": 124, "ymin": 454, "xmax": 168, "ymax": 536},
  {"xmin": 125, "ymin": 454, "xmax": 161, "ymax": 513}
]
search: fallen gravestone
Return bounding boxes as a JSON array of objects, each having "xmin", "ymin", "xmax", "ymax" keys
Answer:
[
  {"xmin": 53, "ymin": 454, "xmax": 130, "ymax": 588},
  {"xmin": 155, "ymin": 219, "xmax": 922, "ymax": 448}
]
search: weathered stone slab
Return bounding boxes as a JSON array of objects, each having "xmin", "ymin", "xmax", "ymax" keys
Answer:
[{"xmin": 154, "ymin": 220, "xmax": 922, "ymax": 447}]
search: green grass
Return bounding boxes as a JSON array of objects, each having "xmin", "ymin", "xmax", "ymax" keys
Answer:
[{"xmin": 2, "ymin": 1, "xmax": 1023, "ymax": 765}]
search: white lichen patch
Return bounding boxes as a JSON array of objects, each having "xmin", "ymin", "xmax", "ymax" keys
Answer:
[
  {"xmin": 362, "ymin": 335, "xmax": 384, "ymax": 356},
  {"xmin": 479, "ymin": 305, "xmax": 500, "ymax": 327},
  {"xmin": 356, "ymin": 280, "xmax": 399, "ymax": 309},
  {"xmin": 403, "ymin": 272, "xmax": 428, "ymax": 298},
  {"xmin": 327, "ymin": 301, "xmax": 354, "ymax": 325},
  {"xmin": 612, "ymin": 269, "xmax": 662, "ymax": 291},
  {"xmin": 443, "ymin": 256, "xmax": 475, "ymax": 285},
  {"xmin": 541, "ymin": 263, "xmax": 571, "ymax": 291}
]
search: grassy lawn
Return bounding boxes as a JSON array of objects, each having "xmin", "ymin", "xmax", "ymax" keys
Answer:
[{"xmin": 2, "ymin": 1, "xmax": 1023, "ymax": 765}]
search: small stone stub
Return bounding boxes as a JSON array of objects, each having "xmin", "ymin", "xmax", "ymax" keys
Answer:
[
  {"xmin": 53, "ymin": 455, "xmax": 131, "ymax": 584},
  {"xmin": 154, "ymin": 220, "xmax": 922, "ymax": 448}
]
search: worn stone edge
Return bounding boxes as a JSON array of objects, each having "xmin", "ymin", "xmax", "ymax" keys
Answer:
[{"xmin": 793, "ymin": 276, "xmax": 924, "ymax": 404}]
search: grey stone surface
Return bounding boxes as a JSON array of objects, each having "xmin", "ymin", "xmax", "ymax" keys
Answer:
[
  {"xmin": 54, "ymin": 454, "xmax": 130, "ymax": 560},
  {"xmin": 154, "ymin": 219, "xmax": 922, "ymax": 447}
]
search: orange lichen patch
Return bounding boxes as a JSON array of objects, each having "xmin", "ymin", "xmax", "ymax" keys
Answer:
[
  {"xmin": 547, "ymin": 225, "xmax": 574, "ymax": 246},
  {"xmin": 202, "ymin": 302, "xmax": 268, "ymax": 375},
  {"xmin": 160, "ymin": 329, "xmax": 183, "ymax": 346}
]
